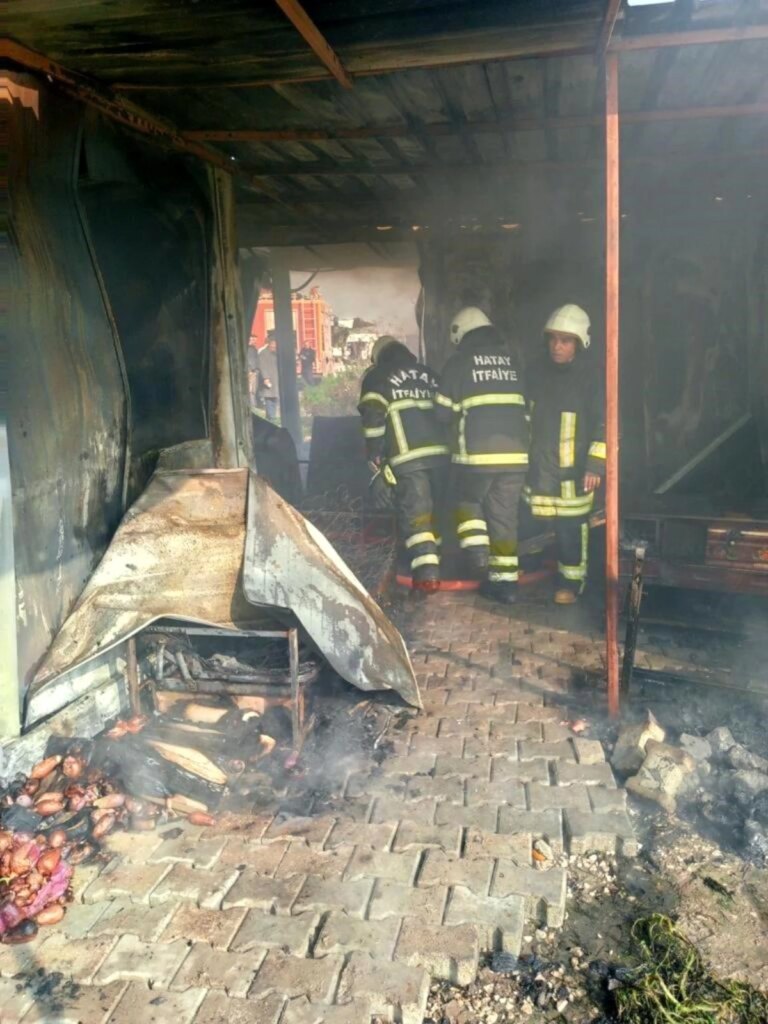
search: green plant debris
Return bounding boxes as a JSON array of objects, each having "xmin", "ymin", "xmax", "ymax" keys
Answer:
[{"xmin": 616, "ymin": 914, "xmax": 768, "ymax": 1023}]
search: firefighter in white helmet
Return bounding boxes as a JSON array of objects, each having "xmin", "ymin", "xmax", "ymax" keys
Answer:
[
  {"xmin": 358, "ymin": 336, "xmax": 449, "ymax": 592},
  {"xmin": 435, "ymin": 307, "xmax": 529, "ymax": 604},
  {"xmin": 523, "ymin": 304, "xmax": 605, "ymax": 605}
]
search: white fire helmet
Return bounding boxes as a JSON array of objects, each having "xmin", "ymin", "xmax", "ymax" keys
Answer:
[
  {"xmin": 449, "ymin": 307, "xmax": 491, "ymax": 346},
  {"xmin": 544, "ymin": 304, "xmax": 591, "ymax": 349}
]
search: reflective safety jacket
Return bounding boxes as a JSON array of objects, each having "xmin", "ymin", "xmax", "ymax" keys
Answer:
[
  {"xmin": 358, "ymin": 348, "xmax": 449, "ymax": 472},
  {"xmin": 435, "ymin": 325, "xmax": 528, "ymax": 472},
  {"xmin": 524, "ymin": 353, "xmax": 606, "ymax": 517}
]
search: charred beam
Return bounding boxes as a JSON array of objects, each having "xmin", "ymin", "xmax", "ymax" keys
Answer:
[{"xmin": 272, "ymin": 0, "xmax": 353, "ymax": 88}]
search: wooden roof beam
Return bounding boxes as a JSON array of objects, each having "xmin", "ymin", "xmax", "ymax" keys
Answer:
[
  {"xmin": 272, "ymin": 0, "xmax": 353, "ymax": 88},
  {"xmin": 185, "ymin": 100, "xmax": 768, "ymax": 147}
]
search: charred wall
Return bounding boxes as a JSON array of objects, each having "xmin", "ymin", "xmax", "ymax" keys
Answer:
[{"xmin": 6, "ymin": 79, "xmax": 127, "ymax": 692}]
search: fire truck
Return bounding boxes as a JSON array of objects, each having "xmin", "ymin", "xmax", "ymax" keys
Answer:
[{"xmin": 249, "ymin": 287, "xmax": 334, "ymax": 378}]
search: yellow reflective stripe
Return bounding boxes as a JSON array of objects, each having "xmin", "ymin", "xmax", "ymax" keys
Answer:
[
  {"xmin": 453, "ymin": 453, "xmax": 528, "ymax": 466},
  {"xmin": 389, "ymin": 398, "xmax": 434, "ymax": 412},
  {"xmin": 459, "ymin": 535, "xmax": 490, "ymax": 548},
  {"xmin": 559, "ymin": 564, "xmax": 586, "ymax": 580},
  {"xmin": 561, "ymin": 479, "xmax": 576, "ymax": 500},
  {"xmin": 390, "ymin": 445, "xmax": 449, "ymax": 467},
  {"xmin": 489, "ymin": 571, "xmax": 519, "ymax": 583},
  {"xmin": 435, "ymin": 393, "xmax": 458, "ymax": 410},
  {"xmin": 523, "ymin": 487, "xmax": 593, "ymax": 517},
  {"xmin": 588, "ymin": 441, "xmax": 607, "ymax": 460},
  {"xmin": 458, "ymin": 410, "xmax": 468, "ymax": 459},
  {"xmin": 460, "ymin": 394, "xmax": 526, "ymax": 410},
  {"xmin": 405, "ymin": 532, "xmax": 436, "ymax": 548},
  {"xmin": 411, "ymin": 554, "xmax": 440, "ymax": 569},
  {"xmin": 489, "ymin": 555, "xmax": 519, "ymax": 567},
  {"xmin": 389, "ymin": 408, "xmax": 408, "ymax": 455},
  {"xmin": 363, "ymin": 426, "xmax": 386, "ymax": 438},
  {"xmin": 457, "ymin": 519, "xmax": 487, "ymax": 534},
  {"xmin": 361, "ymin": 391, "xmax": 389, "ymax": 408},
  {"xmin": 559, "ymin": 411, "xmax": 577, "ymax": 469}
]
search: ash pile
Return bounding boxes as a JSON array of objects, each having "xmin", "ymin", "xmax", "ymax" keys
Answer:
[{"xmin": 608, "ymin": 710, "xmax": 768, "ymax": 863}]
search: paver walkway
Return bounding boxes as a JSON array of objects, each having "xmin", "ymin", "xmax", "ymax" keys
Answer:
[{"xmin": 0, "ymin": 591, "xmax": 636, "ymax": 1023}]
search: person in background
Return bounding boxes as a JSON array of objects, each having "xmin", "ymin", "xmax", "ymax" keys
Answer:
[
  {"xmin": 299, "ymin": 345, "xmax": 316, "ymax": 385},
  {"xmin": 256, "ymin": 331, "xmax": 280, "ymax": 421},
  {"xmin": 524, "ymin": 304, "xmax": 605, "ymax": 605},
  {"xmin": 358, "ymin": 336, "xmax": 449, "ymax": 593},
  {"xmin": 247, "ymin": 342, "xmax": 260, "ymax": 407},
  {"xmin": 435, "ymin": 307, "xmax": 528, "ymax": 605}
]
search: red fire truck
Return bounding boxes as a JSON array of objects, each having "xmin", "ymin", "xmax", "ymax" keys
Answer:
[{"xmin": 250, "ymin": 287, "xmax": 334, "ymax": 378}]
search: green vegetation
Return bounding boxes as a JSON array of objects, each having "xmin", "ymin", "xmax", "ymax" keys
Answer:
[
  {"xmin": 616, "ymin": 914, "xmax": 768, "ymax": 1024},
  {"xmin": 301, "ymin": 364, "xmax": 364, "ymax": 418}
]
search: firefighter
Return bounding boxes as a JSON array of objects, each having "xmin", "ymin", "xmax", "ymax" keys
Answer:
[
  {"xmin": 358, "ymin": 336, "xmax": 449, "ymax": 592},
  {"xmin": 524, "ymin": 304, "xmax": 605, "ymax": 605},
  {"xmin": 435, "ymin": 307, "xmax": 528, "ymax": 604}
]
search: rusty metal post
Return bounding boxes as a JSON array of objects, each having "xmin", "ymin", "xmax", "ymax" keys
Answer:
[
  {"xmin": 605, "ymin": 52, "xmax": 621, "ymax": 718},
  {"xmin": 271, "ymin": 254, "xmax": 303, "ymax": 447}
]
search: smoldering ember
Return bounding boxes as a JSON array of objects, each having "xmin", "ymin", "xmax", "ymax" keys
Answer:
[{"xmin": 4, "ymin": 2, "xmax": 768, "ymax": 1023}]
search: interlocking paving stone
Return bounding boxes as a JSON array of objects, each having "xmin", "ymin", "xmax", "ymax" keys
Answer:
[
  {"xmin": 275, "ymin": 845, "xmax": 354, "ymax": 880},
  {"xmin": 70, "ymin": 862, "xmax": 108, "ymax": 904},
  {"xmin": 394, "ymin": 919, "xmax": 480, "ymax": 985},
  {"xmin": 0, "ymin": 942, "xmax": 37, "ymax": 978},
  {"xmin": 216, "ymin": 838, "xmax": 287, "ymax": 872},
  {"xmin": 564, "ymin": 809, "xmax": 639, "ymax": 856},
  {"xmin": 418, "ymin": 851, "xmax": 494, "ymax": 895},
  {"xmin": 83, "ymin": 861, "xmax": 170, "ymax": 905},
  {"xmin": 345, "ymin": 847, "xmax": 420, "ymax": 884},
  {"xmin": 542, "ymin": 722, "xmax": 574, "ymax": 741},
  {"xmin": 371, "ymin": 796, "xmax": 437, "ymax": 825},
  {"xmin": 516, "ymin": 704, "xmax": 562, "ymax": 723},
  {"xmin": 171, "ymin": 944, "xmax": 263, "ymax": 996},
  {"xmin": 588, "ymin": 786, "xmax": 628, "ymax": 813},
  {"xmin": 519, "ymin": 740, "xmax": 577, "ymax": 762},
  {"xmin": 408, "ymin": 735, "xmax": 464, "ymax": 757},
  {"xmin": 555, "ymin": 761, "xmax": 616, "ymax": 787},
  {"xmin": 94, "ymin": 935, "xmax": 189, "ymax": 987},
  {"xmin": 405, "ymin": 776, "xmax": 465, "ymax": 803},
  {"xmin": 573, "ymin": 738, "xmax": 606, "ymax": 765},
  {"xmin": 149, "ymin": 834, "xmax": 226, "ymax": 870},
  {"xmin": 433, "ymin": 755, "xmax": 492, "ymax": 779},
  {"xmin": 466, "ymin": 778, "xmax": 526, "ymax": 807},
  {"xmin": 315, "ymin": 912, "xmax": 401, "ymax": 959},
  {"xmin": 160, "ymin": 904, "xmax": 248, "ymax": 950},
  {"xmin": 345, "ymin": 772, "xmax": 407, "ymax": 800},
  {"xmin": 433, "ymin": 802, "xmax": 499, "ymax": 831},
  {"xmin": 491, "ymin": 757, "xmax": 549, "ymax": 783},
  {"xmin": 104, "ymin": 830, "xmax": 162, "ymax": 863},
  {"xmin": 0, "ymin": 977, "xmax": 37, "ymax": 1023},
  {"xmin": 324, "ymin": 821, "xmax": 395, "ymax": 852},
  {"xmin": 291, "ymin": 876, "xmax": 375, "ymax": 919},
  {"xmin": 381, "ymin": 754, "xmax": 438, "ymax": 775},
  {"xmin": 18, "ymin": 981, "xmax": 128, "ymax": 1024},
  {"xmin": 193, "ymin": 990, "xmax": 285, "ymax": 1024},
  {"xmin": 490, "ymin": 721, "xmax": 544, "ymax": 741},
  {"xmin": 262, "ymin": 816, "xmax": 335, "ymax": 847},
  {"xmin": 497, "ymin": 807, "xmax": 564, "ymax": 851},
  {"xmin": 391, "ymin": 821, "xmax": 462, "ymax": 854},
  {"xmin": 367, "ymin": 879, "xmax": 449, "ymax": 921},
  {"xmin": 336, "ymin": 952, "xmax": 430, "ymax": 1024},
  {"xmin": 437, "ymin": 718, "xmax": 490, "ymax": 739},
  {"xmin": 89, "ymin": 899, "xmax": 177, "ymax": 942},
  {"xmin": 149, "ymin": 865, "xmax": 240, "ymax": 909},
  {"xmin": 280, "ymin": 997, "xmax": 375, "ymax": 1024},
  {"xmin": 491, "ymin": 863, "xmax": 567, "ymax": 927},
  {"xmin": 106, "ymin": 982, "xmax": 205, "ymax": 1024},
  {"xmin": 250, "ymin": 951, "xmax": 344, "ymax": 1003},
  {"xmin": 528, "ymin": 780, "xmax": 591, "ymax": 812},
  {"xmin": 229, "ymin": 909, "xmax": 320, "ymax": 956},
  {"xmin": 222, "ymin": 871, "xmax": 304, "ymax": 913},
  {"xmin": 445, "ymin": 885, "xmax": 526, "ymax": 953},
  {"xmin": 464, "ymin": 828, "xmax": 532, "ymax": 864},
  {"xmin": 56, "ymin": 900, "xmax": 110, "ymax": 940},
  {"xmin": 32, "ymin": 934, "xmax": 118, "ymax": 984}
]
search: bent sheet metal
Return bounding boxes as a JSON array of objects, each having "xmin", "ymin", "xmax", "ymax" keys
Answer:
[
  {"xmin": 32, "ymin": 468, "xmax": 419, "ymax": 707},
  {"xmin": 243, "ymin": 472, "xmax": 420, "ymax": 708}
]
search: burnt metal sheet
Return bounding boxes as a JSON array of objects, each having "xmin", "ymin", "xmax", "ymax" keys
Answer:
[
  {"xmin": 32, "ymin": 469, "xmax": 267, "ymax": 689},
  {"xmin": 243, "ymin": 472, "xmax": 420, "ymax": 708},
  {"xmin": 32, "ymin": 468, "xmax": 420, "ymax": 708}
]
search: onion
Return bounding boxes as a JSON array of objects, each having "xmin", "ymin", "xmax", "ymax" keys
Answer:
[
  {"xmin": 35, "ymin": 799, "xmax": 64, "ymax": 817},
  {"xmin": 35, "ymin": 904, "xmax": 65, "ymax": 926},
  {"xmin": 187, "ymin": 812, "xmax": 216, "ymax": 827},
  {"xmin": 38, "ymin": 849, "xmax": 61, "ymax": 876},
  {"xmin": 0, "ymin": 833, "xmax": 11, "ymax": 854},
  {"xmin": 30, "ymin": 755, "xmax": 63, "ymax": 780},
  {"xmin": 48, "ymin": 830, "xmax": 67, "ymax": 850},
  {"xmin": 61, "ymin": 756, "xmax": 84, "ymax": 779}
]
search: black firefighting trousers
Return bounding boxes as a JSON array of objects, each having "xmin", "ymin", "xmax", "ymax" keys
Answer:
[
  {"xmin": 395, "ymin": 465, "xmax": 445, "ymax": 581},
  {"xmin": 455, "ymin": 470, "xmax": 525, "ymax": 584},
  {"xmin": 520, "ymin": 497, "xmax": 591, "ymax": 594}
]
